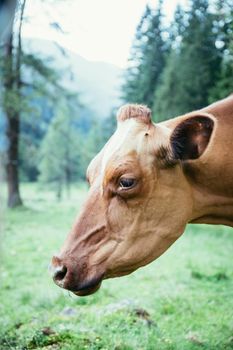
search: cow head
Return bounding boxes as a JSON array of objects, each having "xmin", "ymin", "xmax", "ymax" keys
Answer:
[{"xmin": 50, "ymin": 105, "xmax": 214, "ymax": 296}]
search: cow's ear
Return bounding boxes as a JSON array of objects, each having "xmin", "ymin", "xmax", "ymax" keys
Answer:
[{"xmin": 170, "ymin": 115, "xmax": 214, "ymax": 161}]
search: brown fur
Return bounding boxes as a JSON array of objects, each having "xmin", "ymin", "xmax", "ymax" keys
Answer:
[{"xmin": 51, "ymin": 96, "xmax": 233, "ymax": 296}]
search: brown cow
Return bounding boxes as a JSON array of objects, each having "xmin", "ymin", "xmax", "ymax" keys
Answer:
[{"xmin": 51, "ymin": 96, "xmax": 233, "ymax": 296}]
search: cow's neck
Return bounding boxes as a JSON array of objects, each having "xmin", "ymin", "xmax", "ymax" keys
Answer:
[
  {"xmin": 162, "ymin": 96, "xmax": 233, "ymax": 228},
  {"xmin": 185, "ymin": 161, "xmax": 233, "ymax": 227},
  {"xmin": 181, "ymin": 96, "xmax": 233, "ymax": 228},
  {"xmin": 190, "ymin": 182, "xmax": 233, "ymax": 227}
]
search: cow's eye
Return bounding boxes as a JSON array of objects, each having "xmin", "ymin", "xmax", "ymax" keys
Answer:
[{"xmin": 119, "ymin": 178, "xmax": 136, "ymax": 189}]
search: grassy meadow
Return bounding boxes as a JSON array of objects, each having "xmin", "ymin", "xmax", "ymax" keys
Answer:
[{"xmin": 0, "ymin": 183, "xmax": 233, "ymax": 350}]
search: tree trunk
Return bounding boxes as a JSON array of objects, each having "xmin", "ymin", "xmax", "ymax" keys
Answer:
[
  {"xmin": 65, "ymin": 166, "xmax": 71, "ymax": 199},
  {"xmin": 6, "ymin": 111, "xmax": 22, "ymax": 208},
  {"xmin": 4, "ymin": 0, "xmax": 26, "ymax": 207},
  {"xmin": 3, "ymin": 30, "xmax": 22, "ymax": 207},
  {"xmin": 56, "ymin": 178, "xmax": 62, "ymax": 201}
]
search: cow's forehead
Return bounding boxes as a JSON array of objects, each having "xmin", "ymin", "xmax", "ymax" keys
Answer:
[
  {"xmin": 101, "ymin": 119, "xmax": 149, "ymax": 174},
  {"xmin": 87, "ymin": 118, "xmax": 155, "ymax": 184}
]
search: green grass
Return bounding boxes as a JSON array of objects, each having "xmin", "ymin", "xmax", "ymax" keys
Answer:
[{"xmin": 1, "ymin": 183, "xmax": 233, "ymax": 350}]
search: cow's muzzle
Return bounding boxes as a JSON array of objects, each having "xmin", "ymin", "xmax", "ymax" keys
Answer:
[{"xmin": 50, "ymin": 255, "xmax": 103, "ymax": 296}]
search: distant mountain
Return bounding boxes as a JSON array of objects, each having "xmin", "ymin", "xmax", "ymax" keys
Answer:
[{"xmin": 24, "ymin": 38, "xmax": 123, "ymax": 119}]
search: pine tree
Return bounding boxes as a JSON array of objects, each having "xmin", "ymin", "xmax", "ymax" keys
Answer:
[
  {"xmin": 180, "ymin": 0, "xmax": 221, "ymax": 109},
  {"xmin": 0, "ymin": 0, "xmax": 65, "ymax": 207},
  {"xmin": 38, "ymin": 101, "xmax": 83, "ymax": 199},
  {"xmin": 168, "ymin": 4, "xmax": 187, "ymax": 51},
  {"xmin": 0, "ymin": 0, "xmax": 26, "ymax": 207},
  {"xmin": 153, "ymin": 0, "xmax": 221, "ymax": 121},
  {"xmin": 153, "ymin": 51, "xmax": 183, "ymax": 121},
  {"xmin": 123, "ymin": 1, "xmax": 167, "ymax": 108},
  {"xmin": 122, "ymin": 5, "xmax": 151, "ymax": 104},
  {"xmin": 153, "ymin": 4, "xmax": 187, "ymax": 120},
  {"xmin": 209, "ymin": 0, "xmax": 233, "ymax": 101}
]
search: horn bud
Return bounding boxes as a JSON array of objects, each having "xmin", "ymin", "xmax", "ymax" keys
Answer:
[{"xmin": 117, "ymin": 104, "xmax": 152, "ymax": 124}]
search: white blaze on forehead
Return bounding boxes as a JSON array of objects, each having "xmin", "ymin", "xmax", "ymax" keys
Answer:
[{"xmin": 101, "ymin": 118, "xmax": 138, "ymax": 174}]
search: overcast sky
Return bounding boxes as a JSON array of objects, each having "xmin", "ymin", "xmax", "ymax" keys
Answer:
[{"xmin": 23, "ymin": 0, "xmax": 188, "ymax": 68}]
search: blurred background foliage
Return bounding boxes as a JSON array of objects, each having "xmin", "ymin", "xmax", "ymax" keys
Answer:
[
  {"xmin": 123, "ymin": 0, "xmax": 233, "ymax": 118},
  {"xmin": 0, "ymin": 0, "xmax": 232, "ymax": 206}
]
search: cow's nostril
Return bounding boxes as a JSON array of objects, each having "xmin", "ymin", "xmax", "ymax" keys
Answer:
[{"xmin": 53, "ymin": 265, "xmax": 67, "ymax": 282}]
